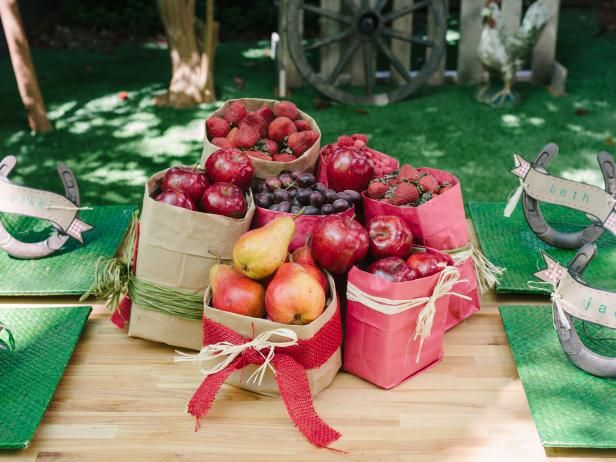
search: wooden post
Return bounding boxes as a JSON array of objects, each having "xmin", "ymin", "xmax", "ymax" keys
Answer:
[
  {"xmin": 279, "ymin": 0, "xmax": 303, "ymax": 90},
  {"xmin": 391, "ymin": 0, "xmax": 413, "ymax": 86},
  {"xmin": 531, "ymin": 0, "xmax": 560, "ymax": 84},
  {"xmin": 320, "ymin": 0, "xmax": 341, "ymax": 82},
  {"xmin": 427, "ymin": 0, "xmax": 447, "ymax": 85},
  {"xmin": 457, "ymin": 0, "xmax": 483, "ymax": 84},
  {"xmin": 0, "ymin": 0, "xmax": 52, "ymax": 133},
  {"xmin": 351, "ymin": 0, "xmax": 367, "ymax": 86}
]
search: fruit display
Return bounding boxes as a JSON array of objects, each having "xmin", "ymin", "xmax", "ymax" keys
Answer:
[
  {"xmin": 153, "ymin": 153, "xmax": 253, "ymax": 219},
  {"xmin": 318, "ymin": 134, "xmax": 398, "ymax": 191},
  {"xmin": 365, "ymin": 163, "xmax": 454, "ymax": 206},
  {"xmin": 205, "ymin": 100, "xmax": 319, "ymax": 163},
  {"xmin": 366, "ymin": 248, "xmax": 451, "ymax": 283},
  {"xmin": 208, "ymin": 216, "xmax": 328, "ymax": 325},
  {"xmin": 253, "ymin": 169, "xmax": 359, "ymax": 215}
]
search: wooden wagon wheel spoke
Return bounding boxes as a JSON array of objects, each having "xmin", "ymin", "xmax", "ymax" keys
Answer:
[
  {"xmin": 286, "ymin": 0, "xmax": 446, "ymax": 105},
  {"xmin": 304, "ymin": 29, "xmax": 353, "ymax": 51},
  {"xmin": 376, "ymin": 37, "xmax": 412, "ymax": 83},
  {"xmin": 327, "ymin": 40, "xmax": 360, "ymax": 84},
  {"xmin": 382, "ymin": 0, "xmax": 430, "ymax": 22},
  {"xmin": 382, "ymin": 28, "xmax": 434, "ymax": 47},
  {"xmin": 301, "ymin": 4, "xmax": 351, "ymax": 24}
]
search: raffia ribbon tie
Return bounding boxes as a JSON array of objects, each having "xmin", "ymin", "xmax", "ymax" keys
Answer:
[
  {"xmin": 448, "ymin": 244, "xmax": 505, "ymax": 294},
  {"xmin": 527, "ymin": 280, "xmax": 573, "ymax": 331},
  {"xmin": 504, "ymin": 154, "xmax": 531, "ymax": 218},
  {"xmin": 347, "ymin": 266, "xmax": 471, "ymax": 363},
  {"xmin": 175, "ymin": 328, "xmax": 299, "ymax": 386}
]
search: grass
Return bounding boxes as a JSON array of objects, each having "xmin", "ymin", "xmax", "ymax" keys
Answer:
[{"xmin": 0, "ymin": 9, "xmax": 614, "ymax": 207}]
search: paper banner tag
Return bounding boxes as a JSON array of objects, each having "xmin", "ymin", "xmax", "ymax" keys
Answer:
[
  {"xmin": 535, "ymin": 253, "xmax": 616, "ymax": 330},
  {"xmin": 511, "ymin": 154, "xmax": 616, "ymax": 234},
  {"xmin": 0, "ymin": 177, "xmax": 92, "ymax": 242}
]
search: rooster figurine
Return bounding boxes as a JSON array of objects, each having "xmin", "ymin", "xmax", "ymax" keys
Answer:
[{"xmin": 476, "ymin": 0, "xmax": 551, "ymax": 106}]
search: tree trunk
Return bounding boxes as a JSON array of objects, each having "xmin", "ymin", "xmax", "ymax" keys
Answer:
[
  {"xmin": 156, "ymin": 0, "xmax": 216, "ymax": 108},
  {"xmin": 0, "ymin": 0, "xmax": 52, "ymax": 132}
]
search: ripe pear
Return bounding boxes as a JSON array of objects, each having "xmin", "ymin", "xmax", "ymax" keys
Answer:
[
  {"xmin": 233, "ymin": 216, "xmax": 295, "ymax": 280},
  {"xmin": 266, "ymin": 263, "xmax": 326, "ymax": 325},
  {"xmin": 210, "ymin": 264, "xmax": 265, "ymax": 318}
]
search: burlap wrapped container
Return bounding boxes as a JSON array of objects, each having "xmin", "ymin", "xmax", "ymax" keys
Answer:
[
  {"xmin": 128, "ymin": 168, "xmax": 255, "ymax": 350},
  {"xmin": 201, "ymin": 272, "xmax": 342, "ymax": 396},
  {"xmin": 201, "ymin": 98, "xmax": 321, "ymax": 179}
]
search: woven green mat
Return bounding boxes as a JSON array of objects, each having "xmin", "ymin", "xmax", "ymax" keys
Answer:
[
  {"xmin": 0, "ymin": 306, "xmax": 91, "ymax": 449},
  {"xmin": 0, "ymin": 205, "xmax": 135, "ymax": 296},
  {"xmin": 500, "ymin": 305, "xmax": 616, "ymax": 448},
  {"xmin": 469, "ymin": 202, "xmax": 616, "ymax": 294}
]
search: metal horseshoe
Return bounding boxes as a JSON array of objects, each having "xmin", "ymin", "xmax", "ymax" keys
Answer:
[
  {"xmin": 0, "ymin": 155, "xmax": 81, "ymax": 259},
  {"xmin": 522, "ymin": 143, "xmax": 616, "ymax": 249},
  {"xmin": 553, "ymin": 243, "xmax": 616, "ymax": 378}
]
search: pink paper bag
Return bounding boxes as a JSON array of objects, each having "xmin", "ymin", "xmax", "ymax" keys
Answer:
[{"xmin": 343, "ymin": 249, "xmax": 465, "ymax": 389}]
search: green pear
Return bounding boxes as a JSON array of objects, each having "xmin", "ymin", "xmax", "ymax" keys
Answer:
[{"xmin": 233, "ymin": 216, "xmax": 295, "ymax": 280}]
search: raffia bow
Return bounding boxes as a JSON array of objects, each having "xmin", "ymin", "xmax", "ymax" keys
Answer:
[
  {"xmin": 347, "ymin": 265, "xmax": 471, "ymax": 362},
  {"xmin": 447, "ymin": 243, "xmax": 505, "ymax": 294},
  {"xmin": 174, "ymin": 328, "xmax": 299, "ymax": 386}
]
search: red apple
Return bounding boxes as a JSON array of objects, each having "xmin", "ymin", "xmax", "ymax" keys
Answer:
[
  {"xmin": 154, "ymin": 189, "xmax": 196, "ymax": 211},
  {"xmin": 367, "ymin": 215, "xmax": 414, "ymax": 259},
  {"xmin": 405, "ymin": 251, "xmax": 450, "ymax": 278},
  {"xmin": 161, "ymin": 166, "xmax": 209, "ymax": 202},
  {"xmin": 311, "ymin": 215, "xmax": 369, "ymax": 274},
  {"xmin": 367, "ymin": 257, "xmax": 418, "ymax": 282},
  {"xmin": 326, "ymin": 147, "xmax": 374, "ymax": 192},
  {"xmin": 200, "ymin": 182, "xmax": 247, "ymax": 218},
  {"xmin": 205, "ymin": 148, "xmax": 254, "ymax": 191},
  {"xmin": 266, "ymin": 263, "xmax": 326, "ymax": 325},
  {"xmin": 210, "ymin": 264, "xmax": 265, "ymax": 318}
]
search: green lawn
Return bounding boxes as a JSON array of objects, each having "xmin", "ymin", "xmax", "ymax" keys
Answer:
[{"xmin": 1, "ymin": 9, "xmax": 614, "ymax": 207}]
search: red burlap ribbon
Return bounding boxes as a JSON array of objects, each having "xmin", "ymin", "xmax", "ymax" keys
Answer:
[
  {"xmin": 111, "ymin": 222, "xmax": 140, "ymax": 328},
  {"xmin": 187, "ymin": 308, "xmax": 343, "ymax": 448}
]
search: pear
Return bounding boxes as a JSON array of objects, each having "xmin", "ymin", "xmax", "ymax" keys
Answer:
[
  {"xmin": 265, "ymin": 263, "xmax": 326, "ymax": 325},
  {"xmin": 210, "ymin": 264, "xmax": 265, "ymax": 318},
  {"xmin": 233, "ymin": 216, "xmax": 295, "ymax": 280}
]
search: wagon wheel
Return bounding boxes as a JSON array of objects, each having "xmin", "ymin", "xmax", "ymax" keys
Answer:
[{"xmin": 286, "ymin": 0, "xmax": 447, "ymax": 105}]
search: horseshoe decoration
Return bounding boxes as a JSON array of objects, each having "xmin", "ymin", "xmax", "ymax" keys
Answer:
[
  {"xmin": 535, "ymin": 245, "xmax": 616, "ymax": 378},
  {"xmin": 507, "ymin": 143, "xmax": 616, "ymax": 249},
  {"xmin": 0, "ymin": 155, "xmax": 92, "ymax": 259}
]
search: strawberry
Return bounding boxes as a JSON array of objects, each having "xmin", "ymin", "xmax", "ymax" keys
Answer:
[
  {"xmin": 268, "ymin": 116, "xmax": 297, "ymax": 143},
  {"xmin": 390, "ymin": 182, "xmax": 420, "ymax": 205},
  {"xmin": 287, "ymin": 130, "xmax": 318, "ymax": 156},
  {"xmin": 223, "ymin": 101, "xmax": 247, "ymax": 125},
  {"xmin": 246, "ymin": 150, "xmax": 272, "ymax": 161},
  {"xmin": 237, "ymin": 124, "xmax": 260, "ymax": 149},
  {"xmin": 211, "ymin": 137, "xmax": 233, "ymax": 149},
  {"xmin": 239, "ymin": 112, "xmax": 268, "ymax": 138},
  {"xmin": 352, "ymin": 133, "xmax": 368, "ymax": 143},
  {"xmin": 337, "ymin": 135, "xmax": 355, "ymax": 147},
  {"xmin": 273, "ymin": 101, "xmax": 299, "ymax": 120},
  {"xmin": 367, "ymin": 181, "xmax": 389, "ymax": 199},
  {"xmin": 439, "ymin": 183, "xmax": 453, "ymax": 194},
  {"xmin": 226, "ymin": 127, "xmax": 239, "ymax": 147},
  {"xmin": 257, "ymin": 138, "xmax": 279, "ymax": 155},
  {"xmin": 294, "ymin": 119, "xmax": 311, "ymax": 132},
  {"xmin": 398, "ymin": 164, "xmax": 421, "ymax": 182},
  {"xmin": 256, "ymin": 106, "xmax": 274, "ymax": 124},
  {"xmin": 417, "ymin": 174, "xmax": 439, "ymax": 194},
  {"xmin": 272, "ymin": 153, "xmax": 296, "ymax": 162},
  {"xmin": 206, "ymin": 116, "xmax": 230, "ymax": 139}
]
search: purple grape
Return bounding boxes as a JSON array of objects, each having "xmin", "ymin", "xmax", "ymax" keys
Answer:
[
  {"xmin": 287, "ymin": 189, "xmax": 297, "ymax": 199},
  {"xmin": 255, "ymin": 192, "xmax": 273, "ymax": 208},
  {"xmin": 343, "ymin": 189, "xmax": 362, "ymax": 204},
  {"xmin": 333, "ymin": 198, "xmax": 350, "ymax": 212},
  {"xmin": 309, "ymin": 191, "xmax": 324, "ymax": 208},
  {"xmin": 336, "ymin": 191, "xmax": 353, "ymax": 202},
  {"xmin": 314, "ymin": 183, "xmax": 327, "ymax": 193},
  {"xmin": 291, "ymin": 205, "xmax": 302, "ymax": 214},
  {"xmin": 297, "ymin": 173, "xmax": 316, "ymax": 188},
  {"xmin": 291, "ymin": 170, "xmax": 303, "ymax": 180},
  {"xmin": 324, "ymin": 189, "xmax": 337, "ymax": 204},
  {"xmin": 278, "ymin": 201, "xmax": 291, "ymax": 213},
  {"xmin": 254, "ymin": 182, "xmax": 268, "ymax": 193},
  {"xmin": 292, "ymin": 197, "xmax": 301, "ymax": 207},
  {"xmin": 303, "ymin": 206, "xmax": 320, "ymax": 215},
  {"xmin": 270, "ymin": 203, "xmax": 280, "ymax": 211},
  {"xmin": 273, "ymin": 189, "xmax": 290, "ymax": 203},
  {"xmin": 279, "ymin": 173, "xmax": 294, "ymax": 188},
  {"xmin": 265, "ymin": 177, "xmax": 281, "ymax": 191},
  {"xmin": 297, "ymin": 188, "xmax": 313, "ymax": 205},
  {"xmin": 321, "ymin": 203, "xmax": 335, "ymax": 215}
]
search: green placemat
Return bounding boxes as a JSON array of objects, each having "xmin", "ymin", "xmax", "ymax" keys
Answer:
[
  {"xmin": 0, "ymin": 306, "xmax": 91, "ymax": 449},
  {"xmin": 469, "ymin": 202, "xmax": 616, "ymax": 294},
  {"xmin": 0, "ymin": 205, "xmax": 135, "ymax": 296},
  {"xmin": 500, "ymin": 305, "xmax": 616, "ymax": 448}
]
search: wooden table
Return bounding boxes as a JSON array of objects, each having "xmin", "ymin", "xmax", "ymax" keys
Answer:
[{"xmin": 3, "ymin": 220, "xmax": 616, "ymax": 461}]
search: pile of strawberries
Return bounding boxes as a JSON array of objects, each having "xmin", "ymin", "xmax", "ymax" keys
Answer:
[
  {"xmin": 206, "ymin": 100, "xmax": 319, "ymax": 163},
  {"xmin": 366, "ymin": 164, "xmax": 453, "ymax": 206},
  {"xmin": 321, "ymin": 134, "xmax": 398, "ymax": 178}
]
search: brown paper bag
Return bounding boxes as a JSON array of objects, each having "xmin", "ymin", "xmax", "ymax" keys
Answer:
[
  {"xmin": 128, "ymin": 168, "xmax": 255, "ymax": 350},
  {"xmin": 202, "ymin": 272, "xmax": 342, "ymax": 396},
  {"xmin": 201, "ymin": 98, "xmax": 322, "ymax": 179}
]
